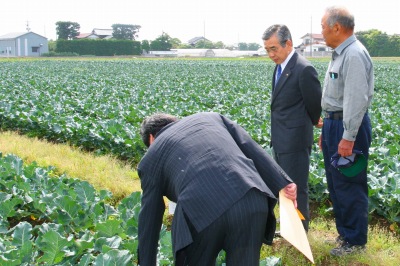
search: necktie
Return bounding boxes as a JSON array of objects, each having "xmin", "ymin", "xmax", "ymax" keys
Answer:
[{"xmin": 275, "ymin": 64, "xmax": 282, "ymax": 86}]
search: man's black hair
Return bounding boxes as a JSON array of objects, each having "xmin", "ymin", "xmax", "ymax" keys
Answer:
[{"xmin": 140, "ymin": 113, "xmax": 179, "ymax": 147}]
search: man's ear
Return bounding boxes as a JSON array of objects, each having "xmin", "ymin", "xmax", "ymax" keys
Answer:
[
  {"xmin": 149, "ymin": 134, "xmax": 155, "ymax": 145},
  {"xmin": 334, "ymin": 23, "xmax": 341, "ymax": 34},
  {"xmin": 286, "ymin": 39, "xmax": 293, "ymax": 48}
]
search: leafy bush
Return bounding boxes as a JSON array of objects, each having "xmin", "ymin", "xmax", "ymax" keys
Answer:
[{"xmin": 0, "ymin": 152, "xmax": 172, "ymax": 265}]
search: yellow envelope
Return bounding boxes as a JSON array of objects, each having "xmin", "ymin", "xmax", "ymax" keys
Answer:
[{"xmin": 279, "ymin": 191, "xmax": 314, "ymax": 263}]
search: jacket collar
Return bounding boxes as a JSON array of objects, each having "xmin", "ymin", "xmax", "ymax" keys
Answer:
[{"xmin": 272, "ymin": 51, "xmax": 298, "ymax": 95}]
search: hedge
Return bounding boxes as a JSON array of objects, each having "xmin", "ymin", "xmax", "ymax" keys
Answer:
[{"xmin": 55, "ymin": 39, "xmax": 141, "ymax": 56}]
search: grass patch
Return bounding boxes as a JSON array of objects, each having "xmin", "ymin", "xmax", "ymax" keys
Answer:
[
  {"xmin": 260, "ymin": 208, "xmax": 400, "ymax": 265},
  {"xmin": 0, "ymin": 131, "xmax": 140, "ymax": 199}
]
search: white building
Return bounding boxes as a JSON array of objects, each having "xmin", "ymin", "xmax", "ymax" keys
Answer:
[
  {"xmin": 0, "ymin": 32, "xmax": 49, "ymax": 57},
  {"xmin": 76, "ymin": 29, "xmax": 113, "ymax": 39},
  {"xmin": 296, "ymin": 33, "xmax": 332, "ymax": 57}
]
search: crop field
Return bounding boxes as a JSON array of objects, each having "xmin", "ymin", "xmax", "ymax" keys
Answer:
[{"xmin": 0, "ymin": 57, "xmax": 399, "ymax": 264}]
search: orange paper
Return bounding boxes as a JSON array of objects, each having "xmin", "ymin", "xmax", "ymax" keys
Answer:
[{"xmin": 297, "ymin": 209, "xmax": 305, "ymax": 220}]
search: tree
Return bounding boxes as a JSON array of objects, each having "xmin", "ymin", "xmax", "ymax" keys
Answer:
[
  {"xmin": 176, "ymin": 43, "xmax": 192, "ymax": 49},
  {"xmin": 141, "ymin": 40, "xmax": 150, "ymax": 53},
  {"xmin": 112, "ymin": 24, "xmax": 141, "ymax": 40},
  {"xmin": 170, "ymin": 38, "xmax": 182, "ymax": 49},
  {"xmin": 366, "ymin": 30, "xmax": 390, "ymax": 56},
  {"xmin": 389, "ymin": 35, "xmax": 400, "ymax": 56},
  {"xmin": 248, "ymin": 43, "xmax": 261, "ymax": 51},
  {"xmin": 238, "ymin": 42, "xmax": 261, "ymax": 51},
  {"xmin": 194, "ymin": 40, "xmax": 214, "ymax": 49},
  {"xmin": 150, "ymin": 32, "xmax": 173, "ymax": 51},
  {"xmin": 213, "ymin": 41, "xmax": 225, "ymax": 49},
  {"xmin": 238, "ymin": 42, "xmax": 248, "ymax": 51},
  {"xmin": 48, "ymin": 40, "xmax": 56, "ymax": 52},
  {"xmin": 56, "ymin": 21, "xmax": 80, "ymax": 40},
  {"xmin": 356, "ymin": 29, "xmax": 399, "ymax": 57}
]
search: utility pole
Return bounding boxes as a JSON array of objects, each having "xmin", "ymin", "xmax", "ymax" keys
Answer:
[
  {"xmin": 310, "ymin": 16, "xmax": 313, "ymax": 57},
  {"xmin": 203, "ymin": 20, "xmax": 206, "ymax": 48}
]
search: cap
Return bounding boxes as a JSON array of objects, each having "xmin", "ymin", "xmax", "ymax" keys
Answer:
[{"xmin": 330, "ymin": 150, "xmax": 367, "ymax": 177}]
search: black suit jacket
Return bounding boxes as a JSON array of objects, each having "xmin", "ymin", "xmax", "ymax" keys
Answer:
[
  {"xmin": 271, "ymin": 52, "xmax": 322, "ymax": 153},
  {"xmin": 137, "ymin": 112, "xmax": 293, "ymax": 265}
]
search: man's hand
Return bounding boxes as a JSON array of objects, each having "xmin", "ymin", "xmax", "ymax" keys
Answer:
[
  {"xmin": 282, "ymin": 183, "xmax": 297, "ymax": 208},
  {"xmin": 318, "ymin": 135, "xmax": 323, "ymax": 151},
  {"xmin": 338, "ymin": 138, "xmax": 354, "ymax": 157},
  {"xmin": 315, "ymin": 117, "xmax": 323, "ymax": 128}
]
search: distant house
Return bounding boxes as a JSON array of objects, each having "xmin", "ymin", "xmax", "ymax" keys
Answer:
[
  {"xmin": 296, "ymin": 33, "xmax": 332, "ymax": 57},
  {"xmin": 187, "ymin": 36, "xmax": 211, "ymax": 47},
  {"xmin": 76, "ymin": 28, "xmax": 113, "ymax": 39},
  {"xmin": 0, "ymin": 32, "xmax": 48, "ymax": 57}
]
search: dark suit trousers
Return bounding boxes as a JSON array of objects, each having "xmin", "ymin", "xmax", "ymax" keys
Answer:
[
  {"xmin": 273, "ymin": 147, "xmax": 311, "ymax": 231},
  {"xmin": 321, "ymin": 114, "xmax": 371, "ymax": 245},
  {"xmin": 175, "ymin": 188, "xmax": 269, "ymax": 266}
]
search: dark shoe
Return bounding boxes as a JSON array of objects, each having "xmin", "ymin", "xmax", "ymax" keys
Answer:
[
  {"xmin": 330, "ymin": 241, "xmax": 366, "ymax": 256},
  {"xmin": 325, "ymin": 235, "xmax": 344, "ymax": 245},
  {"xmin": 274, "ymin": 230, "xmax": 282, "ymax": 238}
]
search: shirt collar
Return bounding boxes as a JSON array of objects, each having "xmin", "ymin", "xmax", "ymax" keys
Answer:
[
  {"xmin": 334, "ymin": 35, "xmax": 357, "ymax": 56},
  {"xmin": 280, "ymin": 48, "xmax": 295, "ymax": 71}
]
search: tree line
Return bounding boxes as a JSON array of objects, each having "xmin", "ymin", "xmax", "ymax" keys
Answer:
[
  {"xmin": 55, "ymin": 21, "xmax": 141, "ymax": 41},
  {"xmin": 54, "ymin": 21, "xmax": 261, "ymax": 54},
  {"xmin": 356, "ymin": 30, "xmax": 400, "ymax": 57},
  {"xmin": 54, "ymin": 21, "xmax": 399, "ymax": 56}
]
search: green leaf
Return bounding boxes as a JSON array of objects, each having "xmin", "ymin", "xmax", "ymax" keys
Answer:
[
  {"xmin": 94, "ymin": 249, "xmax": 133, "ymax": 266},
  {"xmin": 94, "ymin": 236, "xmax": 122, "ymax": 253},
  {"xmin": 73, "ymin": 232, "xmax": 95, "ymax": 256},
  {"xmin": 0, "ymin": 192, "xmax": 12, "ymax": 204},
  {"xmin": 11, "ymin": 222, "xmax": 33, "ymax": 263},
  {"xmin": 0, "ymin": 220, "xmax": 10, "ymax": 233},
  {"xmin": 259, "ymin": 256, "xmax": 282, "ymax": 266},
  {"xmin": 0, "ymin": 255, "xmax": 22, "ymax": 266},
  {"xmin": 120, "ymin": 238, "xmax": 138, "ymax": 254},
  {"xmin": 37, "ymin": 230, "xmax": 72, "ymax": 264},
  {"xmin": 54, "ymin": 195, "xmax": 82, "ymax": 224},
  {"xmin": 124, "ymin": 217, "xmax": 138, "ymax": 237},
  {"xmin": 99, "ymin": 189, "xmax": 113, "ymax": 201},
  {"xmin": 0, "ymin": 198, "xmax": 24, "ymax": 218},
  {"xmin": 118, "ymin": 192, "xmax": 141, "ymax": 222},
  {"xmin": 95, "ymin": 220, "xmax": 123, "ymax": 238},
  {"xmin": 78, "ymin": 254, "xmax": 95, "ymax": 266},
  {"xmin": 4, "ymin": 154, "xmax": 24, "ymax": 176},
  {"xmin": 74, "ymin": 181, "xmax": 96, "ymax": 206}
]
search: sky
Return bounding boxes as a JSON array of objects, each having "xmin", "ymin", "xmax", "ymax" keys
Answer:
[{"xmin": 1, "ymin": 0, "xmax": 399, "ymax": 47}]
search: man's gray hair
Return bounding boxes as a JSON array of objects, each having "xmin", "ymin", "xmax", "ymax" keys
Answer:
[
  {"xmin": 325, "ymin": 6, "xmax": 355, "ymax": 30},
  {"xmin": 262, "ymin": 24, "xmax": 292, "ymax": 47}
]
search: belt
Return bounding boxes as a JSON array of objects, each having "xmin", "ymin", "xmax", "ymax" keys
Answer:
[{"xmin": 324, "ymin": 111, "xmax": 343, "ymax": 120}]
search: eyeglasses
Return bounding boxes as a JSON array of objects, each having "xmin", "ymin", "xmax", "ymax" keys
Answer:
[{"xmin": 265, "ymin": 47, "xmax": 279, "ymax": 54}]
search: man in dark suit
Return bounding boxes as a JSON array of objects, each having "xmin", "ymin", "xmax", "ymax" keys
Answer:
[
  {"xmin": 262, "ymin": 25, "xmax": 322, "ymax": 231},
  {"xmin": 137, "ymin": 112, "xmax": 297, "ymax": 266}
]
